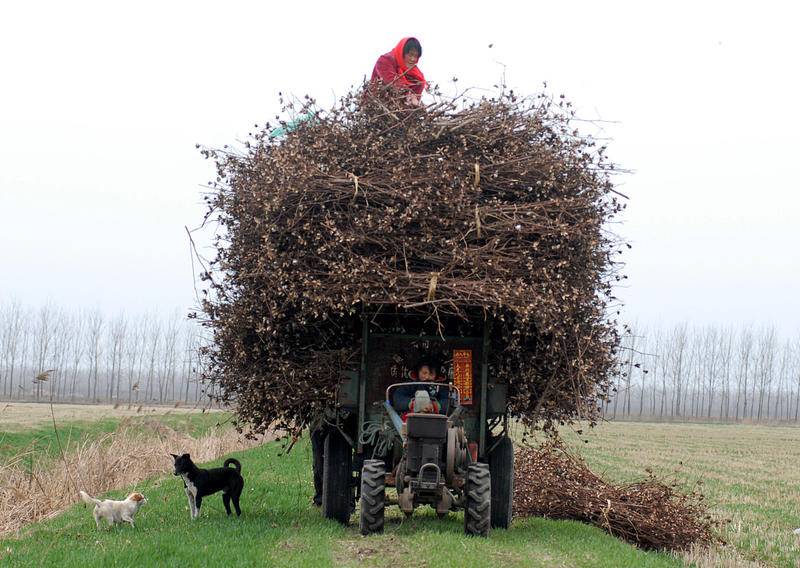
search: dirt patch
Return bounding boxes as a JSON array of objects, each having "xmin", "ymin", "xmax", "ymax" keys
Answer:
[
  {"xmin": 335, "ymin": 536, "xmax": 412, "ymax": 568},
  {"xmin": 490, "ymin": 549, "xmax": 523, "ymax": 563},
  {"xmin": 278, "ymin": 538, "xmax": 309, "ymax": 552},
  {"xmin": 0, "ymin": 402, "xmax": 219, "ymax": 431}
]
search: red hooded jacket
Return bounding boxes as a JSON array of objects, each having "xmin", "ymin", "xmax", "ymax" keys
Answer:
[{"xmin": 370, "ymin": 37, "xmax": 426, "ymax": 96}]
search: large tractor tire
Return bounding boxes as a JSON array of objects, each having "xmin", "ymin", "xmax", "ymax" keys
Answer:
[
  {"xmin": 488, "ymin": 435, "xmax": 514, "ymax": 528},
  {"xmin": 322, "ymin": 429, "xmax": 353, "ymax": 525},
  {"xmin": 359, "ymin": 459, "xmax": 386, "ymax": 535},
  {"xmin": 464, "ymin": 462, "xmax": 491, "ymax": 537}
]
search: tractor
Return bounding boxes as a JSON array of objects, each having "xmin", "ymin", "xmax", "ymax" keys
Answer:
[{"xmin": 319, "ymin": 313, "xmax": 514, "ymax": 536}]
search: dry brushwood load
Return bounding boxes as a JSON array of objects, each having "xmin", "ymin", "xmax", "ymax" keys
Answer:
[
  {"xmin": 514, "ymin": 440, "xmax": 719, "ymax": 551},
  {"xmin": 198, "ymin": 85, "xmax": 626, "ymax": 435}
]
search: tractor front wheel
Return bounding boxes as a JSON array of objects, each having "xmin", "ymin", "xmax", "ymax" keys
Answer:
[
  {"xmin": 322, "ymin": 429, "xmax": 353, "ymax": 525},
  {"xmin": 464, "ymin": 462, "xmax": 491, "ymax": 536},
  {"xmin": 359, "ymin": 459, "xmax": 386, "ymax": 535}
]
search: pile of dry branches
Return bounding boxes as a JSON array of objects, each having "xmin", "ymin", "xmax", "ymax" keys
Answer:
[
  {"xmin": 199, "ymin": 85, "xmax": 625, "ymax": 435},
  {"xmin": 514, "ymin": 440, "xmax": 718, "ymax": 551}
]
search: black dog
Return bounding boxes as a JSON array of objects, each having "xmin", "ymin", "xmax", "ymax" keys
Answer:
[{"xmin": 171, "ymin": 453, "xmax": 244, "ymax": 519}]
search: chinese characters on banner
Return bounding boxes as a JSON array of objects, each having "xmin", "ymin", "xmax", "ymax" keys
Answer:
[{"xmin": 453, "ymin": 349, "xmax": 473, "ymax": 405}]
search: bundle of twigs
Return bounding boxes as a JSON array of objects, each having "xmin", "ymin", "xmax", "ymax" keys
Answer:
[
  {"xmin": 199, "ymin": 84, "xmax": 625, "ymax": 435},
  {"xmin": 514, "ymin": 440, "xmax": 718, "ymax": 551}
]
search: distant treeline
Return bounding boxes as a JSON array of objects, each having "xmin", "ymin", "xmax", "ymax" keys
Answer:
[
  {"xmin": 0, "ymin": 300, "xmax": 212, "ymax": 405},
  {"xmin": 606, "ymin": 323, "xmax": 800, "ymax": 423},
  {"xmin": 2, "ymin": 301, "xmax": 798, "ymax": 422}
]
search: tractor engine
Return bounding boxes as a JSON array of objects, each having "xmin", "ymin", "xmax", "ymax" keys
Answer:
[
  {"xmin": 406, "ymin": 414, "xmax": 447, "ymax": 479},
  {"xmin": 397, "ymin": 413, "xmax": 467, "ymax": 515}
]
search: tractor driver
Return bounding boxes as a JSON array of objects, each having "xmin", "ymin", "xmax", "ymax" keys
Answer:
[
  {"xmin": 393, "ymin": 360, "xmax": 453, "ymax": 418},
  {"xmin": 370, "ymin": 37, "xmax": 426, "ymax": 106}
]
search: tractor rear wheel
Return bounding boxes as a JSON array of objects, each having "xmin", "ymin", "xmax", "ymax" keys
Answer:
[
  {"xmin": 322, "ymin": 429, "xmax": 353, "ymax": 525},
  {"xmin": 489, "ymin": 435, "xmax": 514, "ymax": 528},
  {"xmin": 359, "ymin": 459, "xmax": 386, "ymax": 535},
  {"xmin": 464, "ymin": 462, "xmax": 491, "ymax": 536}
]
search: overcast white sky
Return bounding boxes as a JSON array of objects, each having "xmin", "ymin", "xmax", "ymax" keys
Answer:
[{"xmin": 1, "ymin": 1, "xmax": 798, "ymax": 333}]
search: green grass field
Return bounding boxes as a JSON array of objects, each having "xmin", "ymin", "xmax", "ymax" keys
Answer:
[
  {"xmin": 0, "ymin": 438, "xmax": 679, "ymax": 568},
  {"xmin": 2, "ymin": 419, "xmax": 799, "ymax": 567}
]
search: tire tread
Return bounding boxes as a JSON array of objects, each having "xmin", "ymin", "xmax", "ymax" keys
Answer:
[
  {"xmin": 359, "ymin": 459, "xmax": 386, "ymax": 535},
  {"xmin": 464, "ymin": 462, "xmax": 491, "ymax": 536}
]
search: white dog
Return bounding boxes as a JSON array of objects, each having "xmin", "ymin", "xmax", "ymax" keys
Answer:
[{"xmin": 79, "ymin": 490, "xmax": 147, "ymax": 529}]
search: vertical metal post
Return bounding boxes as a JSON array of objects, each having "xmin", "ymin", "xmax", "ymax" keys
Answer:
[
  {"xmin": 357, "ymin": 316, "xmax": 368, "ymax": 453},
  {"xmin": 478, "ymin": 320, "xmax": 490, "ymax": 459}
]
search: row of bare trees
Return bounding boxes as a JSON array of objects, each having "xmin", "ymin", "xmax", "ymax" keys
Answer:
[
  {"xmin": 3, "ymin": 300, "xmax": 798, "ymax": 422},
  {"xmin": 0, "ymin": 300, "xmax": 213, "ymax": 405},
  {"xmin": 607, "ymin": 323, "xmax": 800, "ymax": 422}
]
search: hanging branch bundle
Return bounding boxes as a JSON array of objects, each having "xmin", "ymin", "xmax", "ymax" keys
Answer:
[
  {"xmin": 514, "ymin": 440, "xmax": 719, "ymax": 551},
  {"xmin": 198, "ymin": 84, "xmax": 626, "ymax": 436}
]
